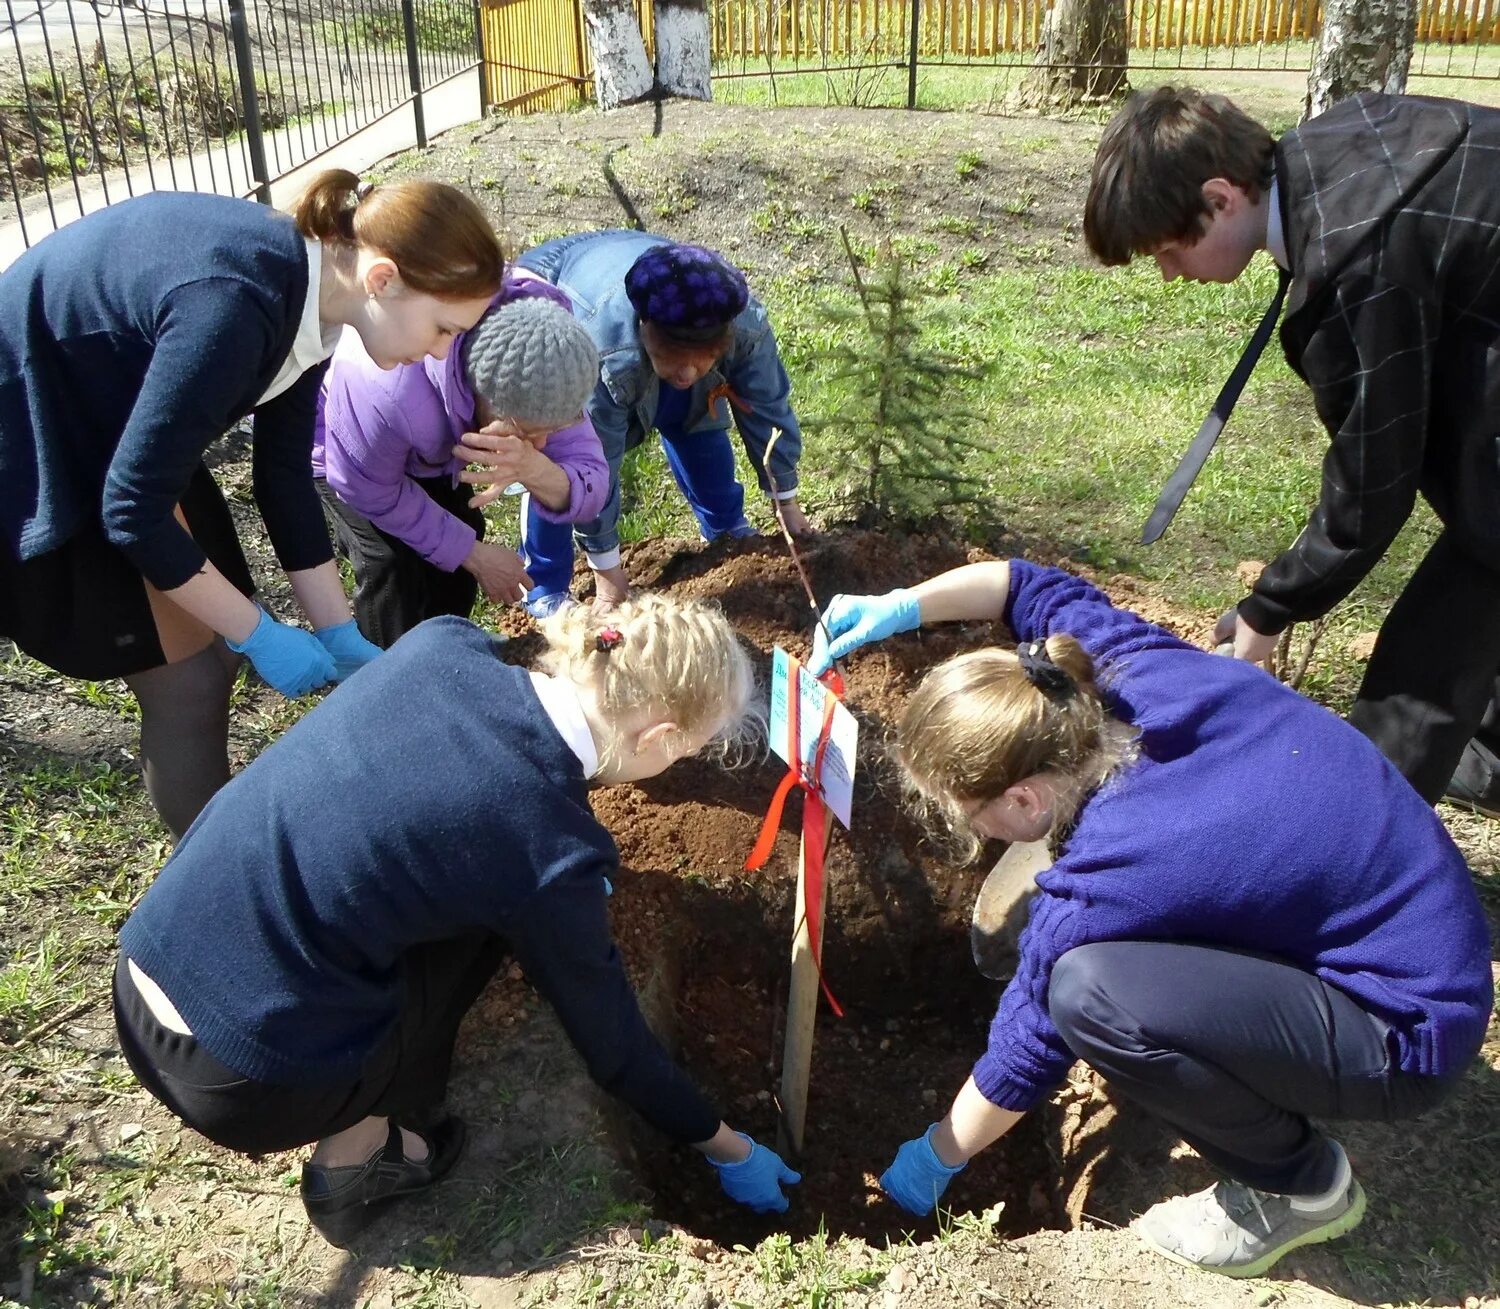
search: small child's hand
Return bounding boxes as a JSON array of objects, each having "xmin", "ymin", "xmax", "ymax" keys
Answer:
[
  {"xmin": 879, "ymin": 1125, "xmax": 966, "ymax": 1217},
  {"xmin": 708, "ymin": 1133, "xmax": 801, "ymax": 1214},
  {"xmin": 808, "ymin": 590, "xmax": 921, "ymax": 675}
]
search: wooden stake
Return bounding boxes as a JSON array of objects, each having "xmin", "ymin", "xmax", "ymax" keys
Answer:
[
  {"xmin": 777, "ymin": 810, "xmax": 838, "ymax": 1159},
  {"xmin": 761, "ymin": 424, "xmax": 846, "ymax": 1162}
]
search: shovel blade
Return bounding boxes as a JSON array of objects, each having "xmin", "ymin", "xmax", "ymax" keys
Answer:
[{"xmin": 970, "ymin": 840, "xmax": 1052, "ymax": 980}]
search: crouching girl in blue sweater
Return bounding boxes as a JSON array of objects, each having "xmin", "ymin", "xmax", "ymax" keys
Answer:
[
  {"xmin": 811, "ymin": 560, "xmax": 1492, "ymax": 1279},
  {"xmin": 112, "ymin": 595, "xmax": 799, "ymax": 1244}
]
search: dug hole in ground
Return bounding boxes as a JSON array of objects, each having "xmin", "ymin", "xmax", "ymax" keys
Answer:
[{"xmin": 350, "ymin": 529, "xmax": 1413, "ymax": 1308}]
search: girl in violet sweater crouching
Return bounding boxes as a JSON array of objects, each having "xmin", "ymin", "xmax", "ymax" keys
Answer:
[
  {"xmin": 113, "ymin": 594, "xmax": 798, "ymax": 1245},
  {"xmin": 810, "ymin": 560, "xmax": 1491, "ymax": 1280},
  {"xmin": 316, "ymin": 277, "xmax": 608, "ymax": 647}
]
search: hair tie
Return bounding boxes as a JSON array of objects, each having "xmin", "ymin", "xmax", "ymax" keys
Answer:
[
  {"xmin": 594, "ymin": 627, "xmax": 624, "ymax": 654},
  {"xmin": 354, "ymin": 181, "xmax": 375, "ymax": 203},
  {"xmin": 1017, "ymin": 641, "xmax": 1074, "ymax": 701}
]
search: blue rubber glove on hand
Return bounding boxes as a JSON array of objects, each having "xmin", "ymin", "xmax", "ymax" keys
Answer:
[
  {"xmin": 709, "ymin": 1133, "xmax": 802, "ymax": 1214},
  {"xmin": 227, "ymin": 607, "xmax": 336, "ymax": 699},
  {"xmin": 880, "ymin": 1125, "xmax": 967, "ymax": 1217},
  {"xmin": 808, "ymin": 589, "xmax": 921, "ymax": 676},
  {"xmin": 313, "ymin": 619, "xmax": 384, "ymax": 682}
]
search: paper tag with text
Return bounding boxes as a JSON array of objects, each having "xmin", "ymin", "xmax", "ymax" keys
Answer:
[{"xmin": 769, "ymin": 647, "xmax": 858, "ymax": 829}]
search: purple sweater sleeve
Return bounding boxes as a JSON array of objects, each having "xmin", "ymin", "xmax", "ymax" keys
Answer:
[
  {"xmin": 1004, "ymin": 561, "xmax": 1194, "ymax": 665},
  {"xmin": 320, "ymin": 352, "xmax": 476, "ymax": 573},
  {"xmin": 970, "ymin": 562, "xmax": 1192, "ymax": 1109},
  {"xmin": 971, "ymin": 887, "xmax": 1095, "ymax": 1109},
  {"xmin": 531, "ymin": 415, "xmax": 608, "ymax": 524}
]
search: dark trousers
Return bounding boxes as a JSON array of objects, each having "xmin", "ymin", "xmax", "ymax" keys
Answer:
[
  {"xmin": 1048, "ymin": 942, "xmax": 1457, "ymax": 1196},
  {"xmin": 317, "ymin": 477, "xmax": 484, "ymax": 650},
  {"xmin": 1347, "ymin": 530, "xmax": 1500, "ymax": 804},
  {"xmin": 113, "ymin": 934, "xmax": 507, "ymax": 1156}
]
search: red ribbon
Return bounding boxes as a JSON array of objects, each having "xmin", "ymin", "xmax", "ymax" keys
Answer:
[{"xmin": 746, "ymin": 661, "xmax": 845, "ymax": 1017}]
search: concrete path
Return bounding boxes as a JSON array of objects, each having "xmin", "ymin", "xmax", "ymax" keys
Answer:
[{"xmin": 0, "ymin": 58, "xmax": 485, "ymax": 268}]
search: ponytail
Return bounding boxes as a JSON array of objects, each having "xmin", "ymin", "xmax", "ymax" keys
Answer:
[
  {"xmin": 895, "ymin": 636, "xmax": 1134, "ymax": 858},
  {"xmin": 539, "ymin": 593, "xmax": 758, "ymax": 769},
  {"xmin": 291, "ymin": 168, "xmax": 503, "ymax": 300}
]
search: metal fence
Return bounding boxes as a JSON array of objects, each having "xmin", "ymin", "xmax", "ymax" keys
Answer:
[
  {"xmin": 6, "ymin": 0, "xmax": 1492, "ymax": 254},
  {"xmin": 0, "ymin": 0, "xmax": 482, "ymax": 253}
]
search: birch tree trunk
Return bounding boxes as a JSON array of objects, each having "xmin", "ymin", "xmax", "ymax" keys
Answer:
[
  {"xmin": 581, "ymin": 0, "xmax": 654, "ymax": 109},
  {"xmin": 655, "ymin": 0, "xmax": 713, "ymax": 100},
  {"xmin": 1015, "ymin": 0, "xmax": 1128, "ymax": 109},
  {"xmin": 1304, "ymin": 0, "xmax": 1416, "ymax": 120}
]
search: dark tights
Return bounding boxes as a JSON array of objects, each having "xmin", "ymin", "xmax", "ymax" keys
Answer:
[{"xmin": 123, "ymin": 640, "xmax": 241, "ymax": 840}]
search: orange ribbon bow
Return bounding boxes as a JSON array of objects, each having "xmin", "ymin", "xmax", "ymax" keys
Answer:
[{"xmin": 746, "ymin": 661, "xmax": 845, "ymax": 1017}]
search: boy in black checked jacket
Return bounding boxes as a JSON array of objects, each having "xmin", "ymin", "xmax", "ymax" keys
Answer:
[{"xmin": 1084, "ymin": 87, "xmax": 1500, "ymax": 815}]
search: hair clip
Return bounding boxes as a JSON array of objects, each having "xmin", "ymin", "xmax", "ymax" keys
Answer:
[
  {"xmin": 594, "ymin": 627, "xmax": 624, "ymax": 653},
  {"xmin": 1017, "ymin": 640, "xmax": 1075, "ymax": 700},
  {"xmin": 355, "ymin": 180, "xmax": 375, "ymax": 203}
]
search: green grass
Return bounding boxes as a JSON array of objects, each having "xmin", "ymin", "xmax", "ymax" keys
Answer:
[
  {"xmin": 708, "ymin": 47, "xmax": 1500, "ymax": 114},
  {"xmin": 741, "ymin": 252, "xmax": 1440, "ymax": 710}
]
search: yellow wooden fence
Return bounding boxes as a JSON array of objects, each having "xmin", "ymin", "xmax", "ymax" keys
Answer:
[
  {"xmin": 478, "ymin": 0, "xmax": 1500, "ymax": 113},
  {"xmin": 711, "ymin": 0, "xmax": 1500, "ymax": 55}
]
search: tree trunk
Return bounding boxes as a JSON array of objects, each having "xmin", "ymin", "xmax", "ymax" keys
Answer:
[
  {"xmin": 1304, "ymin": 0, "xmax": 1416, "ymax": 120},
  {"xmin": 581, "ymin": 0, "xmax": 654, "ymax": 109},
  {"xmin": 655, "ymin": 0, "xmax": 713, "ymax": 100},
  {"xmin": 1015, "ymin": 0, "xmax": 1128, "ymax": 109}
]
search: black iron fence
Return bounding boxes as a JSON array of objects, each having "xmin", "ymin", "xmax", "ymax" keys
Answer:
[{"xmin": 0, "ymin": 0, "xmax": 482, "ymax": 255}]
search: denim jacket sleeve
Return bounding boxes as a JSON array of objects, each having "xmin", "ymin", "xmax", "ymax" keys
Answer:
[
  {"xmin": 724, "ymin": 301, "xmax": 802, "ymax": 497},
  {"xmin": 585, "ymin": 364, "xmax": 635, "ymax": 470}
]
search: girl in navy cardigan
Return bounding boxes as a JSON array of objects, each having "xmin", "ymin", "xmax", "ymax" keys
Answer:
[
  {"xmin": 811, "ymin": 560, "xmax": 1491, "ymax": 1279},
  {"xmin": 114, "ymin": 594, "xmax": 800, "ymax": 1245},
  {"xmin": 0, "ymin": 171, "xmax": 503, "ymax": 837}
]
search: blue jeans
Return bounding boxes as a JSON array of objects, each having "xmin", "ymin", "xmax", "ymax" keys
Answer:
[{"xmin": 521, "ymin": 382, "xmax": 749, "ymax": 603}]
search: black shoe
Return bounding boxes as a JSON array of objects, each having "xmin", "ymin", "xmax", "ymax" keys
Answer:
[
  {"xmin": 1442, "ymin": 742, "xmax": 1500, "ymax": 820},
  {"xmin": 301, "ymin": 1115, "xmax": 467, "ymax": 1246},
  {"xmin": 1442, "ymin": 778, "xmax": 1500, "ymax": 820}
]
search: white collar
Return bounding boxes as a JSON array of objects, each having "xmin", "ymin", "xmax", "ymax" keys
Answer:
[
  {"xmin": 1265, "ymin": 175, "xmax": 1289, "ymax": 271},
  {"xmin": 256, "ymin": 238, "xmax": 344, "ymax": 407},
  {"xmin": 528, "ymin": 671, "xmax": 601, "ymax": 779}
]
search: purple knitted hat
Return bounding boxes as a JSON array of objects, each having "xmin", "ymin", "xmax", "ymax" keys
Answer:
[{"xmin": 624, "ymin": 242, "xmax": 749, "ymax": 344}]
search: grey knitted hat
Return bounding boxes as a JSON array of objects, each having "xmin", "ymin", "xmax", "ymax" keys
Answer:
[{"xmin": 461, "ymin": 296, "xmax": 599, "ymax": 428}]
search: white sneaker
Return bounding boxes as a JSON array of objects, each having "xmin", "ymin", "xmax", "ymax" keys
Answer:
[{"xmin": 1137, "ymin": 1144, "xmax": 1366, "ymax": 1278}]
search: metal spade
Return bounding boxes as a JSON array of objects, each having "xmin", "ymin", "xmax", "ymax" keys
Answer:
[{"xmin": 970, "ymin": 839, "xmax": 1052, "ymax": 981}]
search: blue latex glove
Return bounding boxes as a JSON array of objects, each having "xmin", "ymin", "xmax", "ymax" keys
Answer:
[
  {"xmin": 879, "ymin": 1125, "xmax": 967, "ymax": 1217},
  {"xmin": 709, "ymin": 1133, "xmax": 801, "ymax": 1214},
  {"xmin": 313, "ymin": 619, "xmax": 384, "ymax": 682},
  {"xmin": 808, "ymin": 589, "xmax": 921, "ymax": 676},
  {"xmin": 227, "ymin": 607, "xmax": 336, "ymax": 699}
]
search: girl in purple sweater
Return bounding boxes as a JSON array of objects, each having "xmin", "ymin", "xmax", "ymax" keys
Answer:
[
  {"xmin": 316, "ymin": 275, "xmax": 608, "ymax": 646},
  {"xmin": 812, "ymin": 560, "xmax": 1491, "ymax": 1279}
]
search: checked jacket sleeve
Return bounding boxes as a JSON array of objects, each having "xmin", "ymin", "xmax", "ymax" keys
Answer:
[{"xmin": 1241, "ymin": 271, "xmax": 1436, "ymax": 636}]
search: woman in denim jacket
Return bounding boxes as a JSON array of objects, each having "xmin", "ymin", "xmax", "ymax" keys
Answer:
[{"xmin": 508, "ymin": 231, "xmax": 813, "ymax": 614}]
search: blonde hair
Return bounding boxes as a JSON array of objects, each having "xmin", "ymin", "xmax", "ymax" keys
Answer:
[
  {"xmin": 539, "ymin": 593, "xmax": 758, "ymax": 767},
  {"xmin": 896, "ymin": 636, "xmax": 1136, "ymax": 860},
  {"xmin": 291, "ymin": 169, "xmax": 503, "ymax": 300}
]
